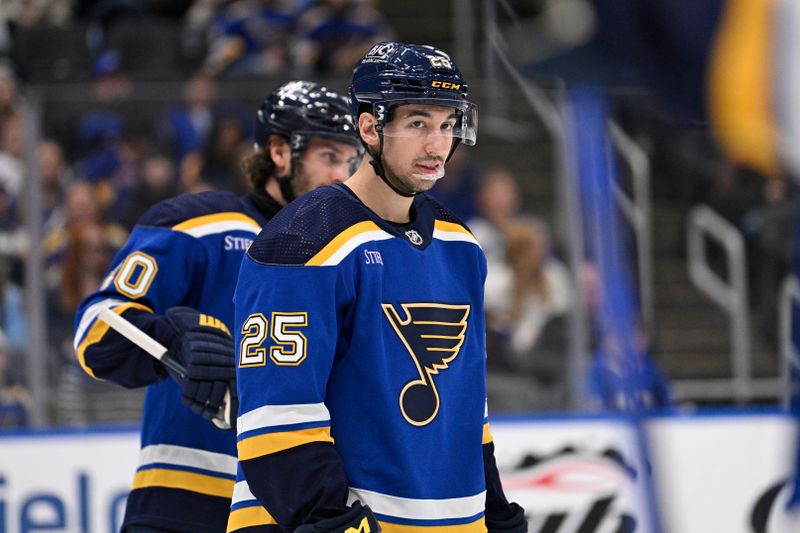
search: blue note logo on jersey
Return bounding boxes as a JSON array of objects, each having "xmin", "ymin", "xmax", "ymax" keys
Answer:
[{"xmin": 381, "ymin": 303, "xmax": 470, "ymax": 426}]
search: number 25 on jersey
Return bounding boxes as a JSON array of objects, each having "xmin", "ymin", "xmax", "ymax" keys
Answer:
[{"xmin": 239, "ymin": 312, "xmax": 308, "ymax": 367}]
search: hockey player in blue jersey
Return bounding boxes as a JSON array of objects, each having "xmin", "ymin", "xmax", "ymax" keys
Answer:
[
  {"xmin": 72, "ymin": 81, "xmax": 361, "ymax": 533},
  {"xmin": 231, "ymin": 42, "xmax": 527, "ymax": 533}
]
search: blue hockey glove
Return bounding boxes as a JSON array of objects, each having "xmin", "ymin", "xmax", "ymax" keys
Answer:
[
  {"xmin": 294, "ymin": 501, "xmax": 380, "ymax": 533},
  {"xmin": 486, "ymin": 503, "xmax": 527, "ymax": 533},
  {"xmin": 163, "ymin": 307, "xmax": 237, "ymax": 426}
]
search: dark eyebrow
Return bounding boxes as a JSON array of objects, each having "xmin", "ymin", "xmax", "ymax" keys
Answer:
[{"xmin": 403, "ymin": 110, "xmax": 459, "ymax": 120}]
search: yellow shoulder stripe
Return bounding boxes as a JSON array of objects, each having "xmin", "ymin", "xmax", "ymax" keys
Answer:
[
  {"xmin": 237, "ymin": 426, "xmax": 333, "ymax": 461},
  {"xmin": 306, "ymin": 221, "xmax": 383, "ymax": 266},
  {"xmin": 482, "ymin": 422, "xmax": 493, "ymax": 445},
  {"xmin": 434, "ymin": 220, "xmax": 474, "ymax": 236},
  {"xmin": 172, "ymin": 212, "xmax": 260, "ymax": 233},
  {"xmin": 76, "ymin": 302, "xmax": 153, "ymax": 379},
  {"xmin": 132, "ymin": 468, "xmax": 234, "ymax": 498},
  {"xmin": 227, "ymin": 506, "xmax": 277, "ymax": 532}
]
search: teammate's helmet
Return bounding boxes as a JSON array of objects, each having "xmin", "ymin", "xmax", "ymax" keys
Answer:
[
  {"xmin": 349, "ymin": 42, "xmax": 478, "ymax": 147},
  {"xmin": 255, "ymin": 80, "xmax": 361, "ymax": 155}
]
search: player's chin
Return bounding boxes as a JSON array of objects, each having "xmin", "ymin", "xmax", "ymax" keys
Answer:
[{"xmin": 409, "ymin": 174, "xmax": 441, "ymax": 191}]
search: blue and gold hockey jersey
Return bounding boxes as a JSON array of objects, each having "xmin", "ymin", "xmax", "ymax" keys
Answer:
[
  {"xmin": 231, "ymin": 184, "xmax": 503, "ymax": 533},
  {"xmin": 73, "ymin": 191, "xmax": 274, "ymax": 533}
]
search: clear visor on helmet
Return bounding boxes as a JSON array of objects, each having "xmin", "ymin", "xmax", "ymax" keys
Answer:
[
  {"xmin": 291, "ymin": 131, "xmax": 364, "ymax": 174},
  {"xmin": 376, "ymin": 99, "xmax": 478, "ymax": 146}
]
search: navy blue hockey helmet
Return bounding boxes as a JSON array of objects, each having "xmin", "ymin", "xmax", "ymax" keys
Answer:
[
  {"xmin": 255, "ymin": 80, "xmax": 361, "ymax": 155},
  {"xmin": 349, "ymin": 42, "xmax": 478, "ymax": 147},
  {"xmin": 254, "ymin": 80, "xmax": 361, "ymax": 201}
]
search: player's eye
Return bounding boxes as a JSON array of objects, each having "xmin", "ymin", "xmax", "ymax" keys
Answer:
[
  {"xmin": 321, "ymin": 151, "xmax": 339, "ymax": 164},
  {"xmin": 441, "ymin": 122, "xmax": 456, "ymax": 132},
  {"xmin": 409, "ymin": 120, "xmax": 426, "ymax": 129}
]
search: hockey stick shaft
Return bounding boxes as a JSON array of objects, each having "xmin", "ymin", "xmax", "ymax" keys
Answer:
[{"xmin": 97, "ymin": 308, "xmax": 232, "ymax": 430}]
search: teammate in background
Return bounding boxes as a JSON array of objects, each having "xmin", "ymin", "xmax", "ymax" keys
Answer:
[
  {"xmin": 231, "ymin": 42, "xmax": 527, "ymax": 533},
  {"xmin": 72, "ymin": 81, "xmax": 361, "ymax": 533}
]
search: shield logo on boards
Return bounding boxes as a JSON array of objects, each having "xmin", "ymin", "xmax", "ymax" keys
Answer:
[{"xmin": 405, "ymin": 230, "xmax": 423, "ymax": 246}]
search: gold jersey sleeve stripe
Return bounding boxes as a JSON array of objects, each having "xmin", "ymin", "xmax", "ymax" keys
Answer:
[
  {"xmin": 378, "ymin": 516, "xmax": 486, "ymax": 533},
  {"xmin": 226, "ymin": 505, "xmax": 278, "ymax": 532},
  {"xmin": 131, "ymin": 468, "xmax": 234, "ymax": 499},
  {"xmin": 76, "ymin": 302, "xmax": 154, "ymax": 379},
  {"xmin": 237, "ymin": 426, "xmax": 334, "ymax": 461}
]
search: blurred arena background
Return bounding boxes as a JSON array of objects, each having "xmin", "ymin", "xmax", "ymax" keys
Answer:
[{"xmin": 0, "ymin": 1, "xmax": 798, "ymax": 532}]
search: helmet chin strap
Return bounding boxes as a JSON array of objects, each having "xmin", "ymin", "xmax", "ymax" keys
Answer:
[
  {"xmin": 364, "ymin": 131, "xmax": 417, "ymax": 198},
  {"xmin": 275, "ymin": 150, "xmax": 301, "ymax": 204}
]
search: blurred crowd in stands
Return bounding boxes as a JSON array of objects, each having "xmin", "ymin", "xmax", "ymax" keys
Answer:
[{"xmin": 0, "ymin": 1, "xmax": 793, "ymax": 429}]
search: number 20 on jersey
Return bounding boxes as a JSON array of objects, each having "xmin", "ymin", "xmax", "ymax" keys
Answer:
[{"xmin": 239, "ymin": 312, "xmax": 308, "ymax": 367}]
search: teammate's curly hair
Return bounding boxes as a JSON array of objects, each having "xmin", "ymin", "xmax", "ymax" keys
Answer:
[{"xmin": 241, "ymin": 135, "xmax": 286, "ymax": 190}]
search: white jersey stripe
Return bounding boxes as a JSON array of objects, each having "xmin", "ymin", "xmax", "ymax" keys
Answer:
[
  {"xmin": 73, "ymin": 298, "xmax": 128, "ymax": 352},
  {"xmin": 432, "ymin": 228, "xmax": 482, "ymax": 249},
  {"xmin": 139, "ymin": 444, "xmax": 236, "ymax": 475},
  {"xmin": 232, "ymin": 480, "xmax": 257, "ymax": 505},
  {"xmin": 181, "ymin": 220, "xmax": 261, "ymax": 239},
  {"xmin": 320, "ymin": 230, "xmax": 393, "ymax": 266},
  {"xmin": 347, "ymin": 487, "xmax": 486, "ymax": 521},
  {"xmin": 238, "ymin": 403, "xmax": 331, "ymax": 435}
]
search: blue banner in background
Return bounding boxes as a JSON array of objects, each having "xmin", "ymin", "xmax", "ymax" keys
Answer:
[{"xmin": 564, "ymin": 85, "xmax": 663, "ymax": 532}]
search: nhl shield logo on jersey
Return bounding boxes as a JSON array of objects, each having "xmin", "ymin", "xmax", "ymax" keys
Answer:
[
  {"xmin": 381, "ymin": 303, "xmax": 470, "ymax": 426},
  {"xmin": 405, "ymin": 229, "xmax": 423, "ymax": 246}
]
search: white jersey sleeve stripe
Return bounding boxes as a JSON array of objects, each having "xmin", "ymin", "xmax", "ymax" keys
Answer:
[
  {"xmin": 347, "ymin": 487, "xmax": 486, "ymax": 521},
  {"xmin": 232, "ymin": 480, "xmax": 258, "ymax": 506},
  {"xmin": 237, "ymin": 402, "xmax": 331, "ymax": 435},
  {"xmin": 139, "ymin": 444, "xmax": 237, "ymax": 475}
]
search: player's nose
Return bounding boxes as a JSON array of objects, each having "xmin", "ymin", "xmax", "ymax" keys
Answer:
[{"xmin": 331, "ymin": 163, "xmax": 349, "ymax": 183}]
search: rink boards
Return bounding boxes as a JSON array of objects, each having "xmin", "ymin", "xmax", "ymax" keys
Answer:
[{"xmin": 0, "ymin": 409, "xmax": 797, "ymax": 533}]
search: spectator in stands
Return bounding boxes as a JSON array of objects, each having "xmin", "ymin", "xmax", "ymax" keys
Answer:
[
  {"xmin": 39, "ymin": 139, "xmax": 73, "ymax": 232},
  {"xmin": 199, "ymin": 110, "xmax": 249, "ymax": 192},
  {"xmin": 51, "ymin": 211, "xmax": 144, "ymax": 427},
  {"xmin": 43, "ymin": 180, "xmax": 127, "ymax": 288},
  {"xmin": 482, "ymin": 217, "xmax": 573, "ymax": 412},
  {"xmin": 5, "ymin": 0, "xmax": 73, "ymax": 28},
  {"xmin": 0, "ymin": 63, "xmax": 19, "ymax": 132},
  {"xmin": 291, "ymin": 0, "xmax": 393, "ymax": 75},
  {"xmin": 0, "ymin": 260, "xmax": 25, "ymax": 355},
  {"xmin": 201, "ymin": 0, "xmax": 293, "ymax": 77},
  {"xmin": 468, "ymin": 166, "xmax": 523, "ymax": 321},
  {"xmin": 91, "ymin": 49, "xmax": 132, "ymax": 103},
  {"xmin": 503, "ymin": 218, "xmax": 572, "ymax": 381},
  {"xmin": 0, "ymin": 328, "xmax": 30, "ymax": 428},
  {"xmin": 156, "ymin": 72, "xmax": 219, "ymax": 164},
  {"xmin": 116, "ymin": 152, "xmax": 178, "ymax": 229},
  {"xmin": 59, "ymin": 221, "xmax": 115, "ymax": 315},
  {"xmin": 0, "ymin": 112, "xmax": 25, "ymax": 200},
  {"xmin": 586, "ymin": 323, "xmax": 672, "ymax": 412},
  {"xmin": 0, "ymin": 183, "xmax": 25, "ymax": 264}
]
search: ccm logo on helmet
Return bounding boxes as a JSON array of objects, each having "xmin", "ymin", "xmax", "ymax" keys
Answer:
[{"xmin": 431, "ymin": 80, "xmax": 461, "ymax": 90}]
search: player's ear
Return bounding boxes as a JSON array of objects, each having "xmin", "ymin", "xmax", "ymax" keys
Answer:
[
  {"xmin": 268, "ymin": 136, "xmax": 290, "ymax": 175},
  {"xmin": 358, "ymin": 112, "xmax": 380, "ymax": 150}
]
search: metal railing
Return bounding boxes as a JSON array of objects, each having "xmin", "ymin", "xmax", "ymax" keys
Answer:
[
  {"xmin": 683, "ymin": 204, "xmax": 783, "ymax": 401},
  {"xmin": 609, "ymin": 122, "xmax": 653, "ymax": 333}
]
